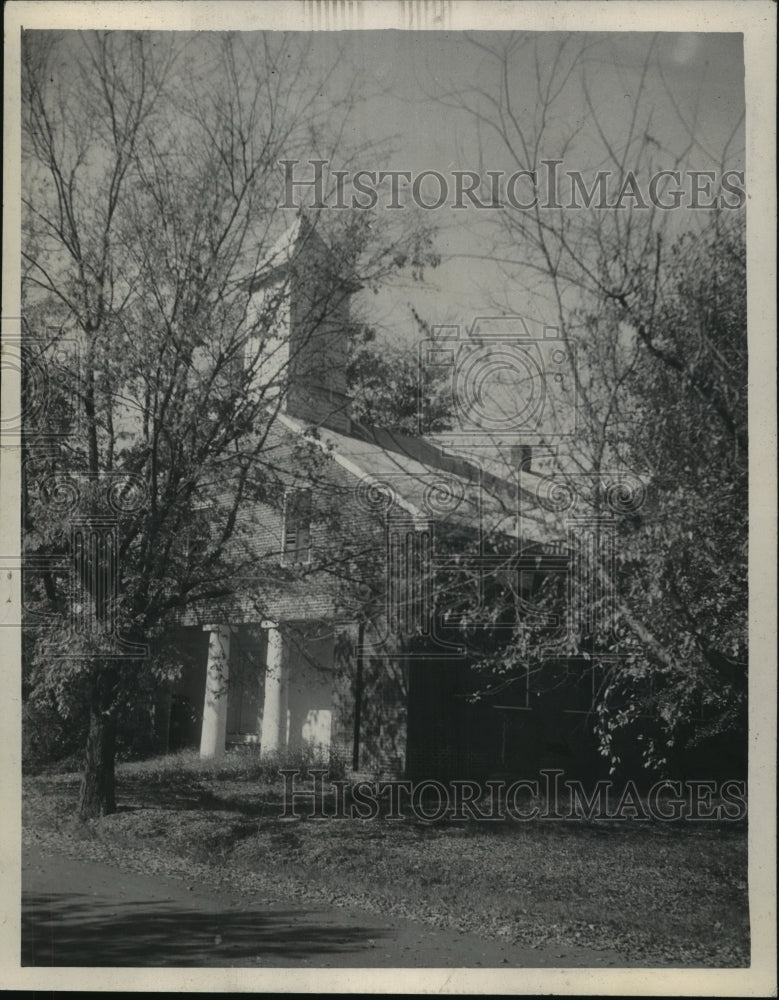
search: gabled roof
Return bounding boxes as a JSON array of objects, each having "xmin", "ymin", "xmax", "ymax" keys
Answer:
[
  {"xmin": 250, "ymin": 214, "xmax": 303, "ymax": 289},
  {"xmin": 248, "ymin": 213, "xmax": 361, "ymax": 294},
  {"xmin": 175, "ymin": 407, "xmax": 569, "ymax": 628},
  {"xmin": 275, "ymin": 410, "xmax": 567, "ymax": 547}
]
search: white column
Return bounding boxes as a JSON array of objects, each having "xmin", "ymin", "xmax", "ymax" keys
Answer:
[
  {"xmin": 260, "ymin": 622, "xmax": 287, "ymax": 758},
  {"xmin": 200, "ymin": 625, "xmax": 231, "ymax": 759}
]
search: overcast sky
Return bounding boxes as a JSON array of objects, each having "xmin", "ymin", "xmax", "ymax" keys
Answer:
[
  {"xmin": 39, "ymin": 29, "xmax": 746, "ymax": 346},
  {"xmin": 294, "ymin": 30, "xmax": 746, "ymax": 342}
]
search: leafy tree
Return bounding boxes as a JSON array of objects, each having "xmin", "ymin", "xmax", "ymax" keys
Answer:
[
  {"xmin": 425, "ymin": 34, "xmax": 747, "ymax": 775},
  {"xmin": 600, "ymin": 214, "xmax": 747, "ymax": 771},
  {"xmin": 20, "ymin": 30, "xmax": 437, "ymax": 816},
  {"xmin": 347, "ymin": 308, "xmax": 454, "ymax": 434}
]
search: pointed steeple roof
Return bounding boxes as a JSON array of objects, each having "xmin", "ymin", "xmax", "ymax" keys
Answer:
[{"xmin": 249, "ymin": 211, "xmax": 361, "ymax": 293}]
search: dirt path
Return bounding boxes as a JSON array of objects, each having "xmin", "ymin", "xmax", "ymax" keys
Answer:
[{"xmin": 23, "ymin": 844, "xmax": 631, "ymax": 968}]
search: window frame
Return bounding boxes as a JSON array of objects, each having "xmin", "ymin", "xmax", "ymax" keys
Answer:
[{"xmin": 281, "ymin": 487, "xmax": 313, "ymax": 567}]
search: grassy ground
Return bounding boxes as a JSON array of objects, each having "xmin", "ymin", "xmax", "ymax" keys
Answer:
[{"xmin": 23, "ymin": 749, "xmax": 749, "ymax": 967}]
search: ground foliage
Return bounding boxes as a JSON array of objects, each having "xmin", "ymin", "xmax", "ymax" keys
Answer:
[{"xmin": 24, "ymin": 753, "xmax": 749, "ymax": 968}]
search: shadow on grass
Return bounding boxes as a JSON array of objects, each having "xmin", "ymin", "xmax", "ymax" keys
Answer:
[{"xmin": 22, "ymin": 892, "xmax": 390, "ymax": 967}]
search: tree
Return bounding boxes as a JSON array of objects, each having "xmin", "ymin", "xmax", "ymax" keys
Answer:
[
  {"xmin": 425, "ymin": 33, "xmax": 747, "ymax": 774},
  {"xmin": 603, "ymin": 214, "xmax": 747, "ymax": 771},
  {"xmin": 347, "ymin": 308, "xmax": 454, "ymax": 434},
  {"xmin": 21, "ymin": 30, "xmax": 438, "ymax": 816}
]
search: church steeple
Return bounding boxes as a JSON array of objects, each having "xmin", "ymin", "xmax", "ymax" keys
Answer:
[{"xmin": 248, "ymin": 212, "xmax": 357, "ymax": 434}]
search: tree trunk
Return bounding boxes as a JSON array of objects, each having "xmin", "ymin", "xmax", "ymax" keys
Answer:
[{"xmin": 78, "ymin": 677, "xmax": 118, "ymax": 819}]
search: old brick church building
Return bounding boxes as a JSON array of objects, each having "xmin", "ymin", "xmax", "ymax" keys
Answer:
[{"xmin": 162, "ymin": 215, "xmax": 605, "ymax": 781}]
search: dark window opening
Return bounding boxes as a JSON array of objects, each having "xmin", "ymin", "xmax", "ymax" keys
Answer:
[{"xmin": 282, "ymin": 488, "xmax": 312, "ymax": 565}]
